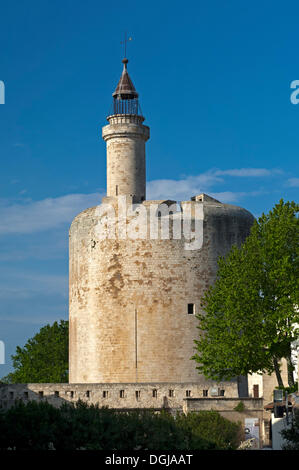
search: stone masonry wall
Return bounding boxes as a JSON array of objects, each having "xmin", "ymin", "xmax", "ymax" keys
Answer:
[
  {"xmin": 102, "ymin": 115, "xmax": 149, "ymax": 202},
  {"xmin": 0, "ymin": 382, "xmax": 238, "ymax": 411},
  {"xmin": 69, "ymin": 198, "xmax": 254, "ymax": 384}
]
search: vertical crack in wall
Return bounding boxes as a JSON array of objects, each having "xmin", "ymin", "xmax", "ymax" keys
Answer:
[{"xmin": 135, "ymin": 307, "xmax": 138, "ymax": 383}]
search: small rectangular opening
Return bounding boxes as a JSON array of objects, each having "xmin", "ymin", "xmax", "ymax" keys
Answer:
[
  {"xmin": 24, "ymin": 391, "xmax": 29, "ymax": 399},
  {"xmin": 135, "ymin": 390, "xmax": 140, "ymax": 399},
  {"xmin": 103, "ymin": 391, "xmax": 109, "ymax": 398},
  {"xmin": 169, "ymin": 389, "xmax": 174, "ymax": 398},
  {"xmin": 186, "ymin": 390, "xmax": 191, "ymax": 397},
  {"xmin": 219, "ymin": 389, "xmax": 225, "ymax": 397},
  {"xmin": 116, "ymin": 185, "xmax": 118, "ymax": 196},
  {"xmin": 39, "ymin": 391, "xmax": 44, "ymax": 399},
  {"xmin": 70, "ymin": 391, "xmax": 74, "ymax": 399},
  {"xmin": 253, "ymin": 384, "xmax": 259, "ymax": 398},
  {"xmin": 152, "ymin": 389, "xmax": 157, "ymax": 398},
  {"xmin": 120, "ymin": 390, "xmax": 125, "ymax": 398},
  {"xmin": 86, "ymin": 390, "xmax": 90, "ymax": 398},
  {"xmin": 188, "ymin": 303, "xmax": 195, "ymax": 315},
  {"xmin": 9, "ymin": 392, "xmax": 14, "ymax": 400},
  {"xmin": 203, "ymin": 390, "xmax": 208, "ymax": 397},
  {"xmin": 54, "ymin": 391, "xmax": 59, "ymax": 397}
]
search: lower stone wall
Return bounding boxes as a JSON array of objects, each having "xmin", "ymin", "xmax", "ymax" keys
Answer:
[
  {"xmin": 0, "ymin": 383, "xmax": 267, "ymax": 448},
  {"xmin": 183, "ymin": 397, "xmax": 263, "ymax": 412},
  {"xmin": 0, "ymin": 381, "xmax": 238, "ymax": 410}
]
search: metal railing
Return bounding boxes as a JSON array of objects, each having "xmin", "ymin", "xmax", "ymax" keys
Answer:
[{"xmin": 113, "ymin": 97, "xmax": 140, "ymax": 115}]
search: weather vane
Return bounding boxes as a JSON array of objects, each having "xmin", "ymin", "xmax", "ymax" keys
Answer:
[{"xmin": 121, "ymin": 33, "xmax": 132, "ymax": 58}]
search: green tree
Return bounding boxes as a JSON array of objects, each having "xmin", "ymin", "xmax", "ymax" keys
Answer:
[
  {"xmin": 0, "ymin": 400, "xmax": 61, "ymax": 450},
  {"xmin": 192, "ymin": 200, "xmax": 299, "ymax": 388},
  {"xmin": 0, "ymin": 320, "xmax": 68, "ymax": 383}
]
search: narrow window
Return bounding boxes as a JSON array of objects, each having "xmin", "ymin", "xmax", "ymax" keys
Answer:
[
  {"xmin": 116, "ymin": 185, "xmax": 118, "ymax": 196},
  {"xmin": 188, "ymin": 303, "xmax": 195, "ymax": 315},
  {"xmin": 203, "ymin": 390, "xmax": 208, "ymax": 397},
  {"xmin": 120, "ymin": 390, "xmax": 125, "ymax": 398},
  {"xmin": 253, "ymin": 384, "xmax": 259, "ymax": 398},
  {"xmin": 152, "ymin": 389, "xmax": 157, "ymax": 398},
  {"xmin": 103, "ymin": 390, "xmax": 109, "ymax": 398},
  {"xmin": 24, "ymin": 391, "xmax": 29, "ymax": 399},
  {"xmin": 219, "ymin": 389, "xmax": 225, "ymax": 397},
  {"xmin": 135, "ymin": 390, "xmax": 140, "ymax": 399},
  {"xmin": 54, "ymin": 391, "xmax": 59, "ymax": 397},
  {"xmin": 70, "ymin": 391, "xmax": 74, "ymax": 399},
  {"xmin": 169, "ymin": 389, "xmax": 174, "ymax": 397},
  {"xmin": 39, "ymin": 391, "xmax": 44, "ymax": 399},
  {"xmin": 186, "ymin": 390, "xmax": 191, "ymax": 397},
  {"xmin": 86, "ymin": 390, "xmax": 90, "ymax": 398}
]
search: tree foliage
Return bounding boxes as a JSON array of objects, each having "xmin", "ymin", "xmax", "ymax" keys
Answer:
[
  {"xmin": 281, "ymin": 409, "xmax": 299, "ymax": 450},
  {"xmin": 192, "ymin": 200, "xmax": 299, "ymax": 387},
  {"xmin": 0, "ymin": 400, "xmax": 242, "ymax": 450},
  {"xmin": 1, "ymin": 320, "xmax": 68, "ymax": 384},
  {"xmin": 175, "ymin": 410, "xmax": 242, "ymax": 449}
]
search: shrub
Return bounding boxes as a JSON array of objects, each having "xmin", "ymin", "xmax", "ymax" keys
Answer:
[
  {"xmin": 281, "ymin": 409, "xmax": 299, "ymax": 450},
  {"xmin": 0, "ymin": 401, "xmax": 243, "ymax": 450},
  {"xmin": 0, "ymin": 400, "xmax": 61, "ymax": 450},
  {"xmin": 233, "ymin": 401, "xmax": 245, "ymax": 412},
  {"xmin": 176, "ymin": 411, "xmax": 243, "ymax": 450}
]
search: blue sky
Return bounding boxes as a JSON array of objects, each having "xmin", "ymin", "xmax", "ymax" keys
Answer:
[{"xmin": 0, "ymin": 0, "xmax": 298, "ymax": 376}]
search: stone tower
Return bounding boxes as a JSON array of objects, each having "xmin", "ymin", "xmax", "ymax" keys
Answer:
[
  {"xmin": 102, "ymin": 58, "xmax": 149, "ymax": 203},
  {"xmin": 69, "ymin": 59, "xmax": 255, "ymax": 384}
]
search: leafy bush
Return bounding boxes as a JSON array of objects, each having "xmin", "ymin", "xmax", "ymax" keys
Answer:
[
  {"xmin": 176, "ymin": 411, "xmax": 242, "ymax": 450},
  {"xmin": 0, "ymin": 400, "xmax": 243, "ymax": 450},
  {"xmin": 233, "ymin": 401, "xmax": 245, "ymax": 412},
  {"xmin": 0, "ymin": 400, "xmax": 61, "ymax": 450},
  {"xmin": 281, "ymin": 409, "xmax": 299, "ymax": 450}
]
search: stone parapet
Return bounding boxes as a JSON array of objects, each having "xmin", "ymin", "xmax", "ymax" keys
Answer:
[{"xmin": 0, "ymin": 382, "xmax": 238, "ymax": 410}]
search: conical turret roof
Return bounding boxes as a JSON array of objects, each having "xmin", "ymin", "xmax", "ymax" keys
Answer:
[{"xmin": 113, "ymin": 59, "xmax": 139, "ymax": 99}]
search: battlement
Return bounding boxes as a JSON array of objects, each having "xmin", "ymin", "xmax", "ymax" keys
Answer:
[{"xmin": 0, "ymin": 381, "xmax": 239, "ymax": 411}]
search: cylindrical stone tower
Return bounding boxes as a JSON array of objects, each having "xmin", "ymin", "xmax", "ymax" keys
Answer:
[
  {"xmin": 69, "ymin": 59, "xmax": 255, "ymax": 384},
  {"xmin": 102, "ymin": 59, "xmax": 149, "ymax": 203}
]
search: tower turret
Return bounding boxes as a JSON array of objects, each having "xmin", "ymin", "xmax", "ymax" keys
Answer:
[{"xmin": 102, "ymin": 59, "xmax": 150, "ymax": 203}]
